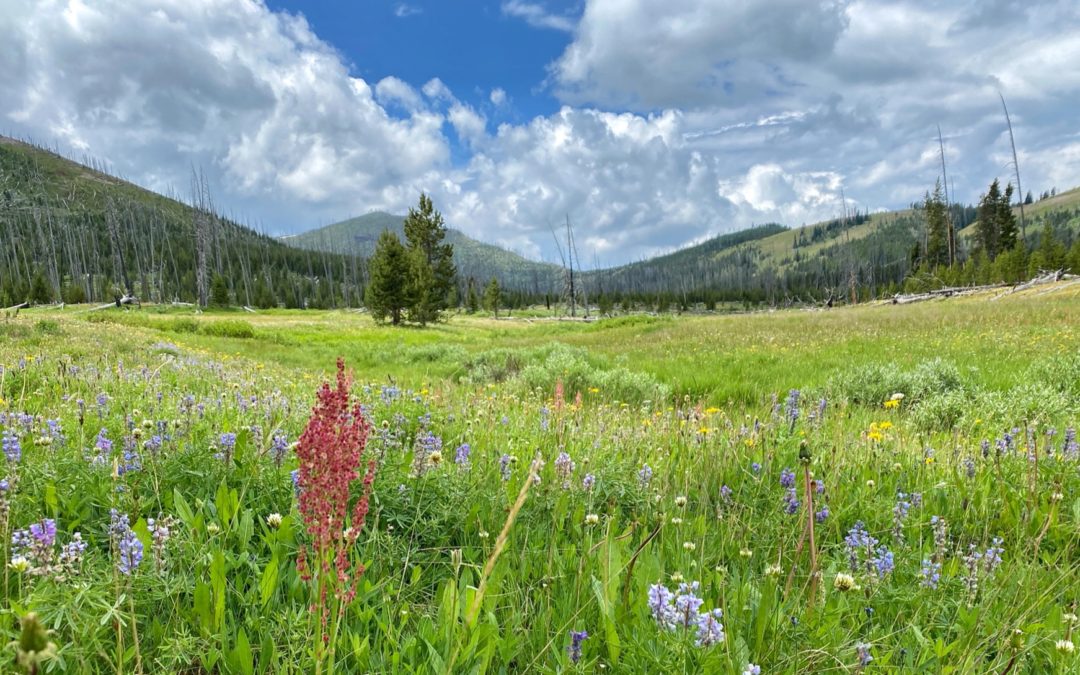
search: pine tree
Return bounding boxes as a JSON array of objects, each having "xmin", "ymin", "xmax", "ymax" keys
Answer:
[
  {"xmin": 29, "ymin": 270, "xmax": 53, "ymax": 304},
  {"xmin": 997, "ymin": 182, "xmax": 1018, "ymax": 252},
  {"xmin": 924, "ymin": 180, "xmax": 949, "ymax": 268},
  {"xmin": 403, "ymin": 193, "xmax": 456, "ymax": 325},
  {"xmin": 365, "ymin": 230, "xmax": 410, "ymax": 325},
  {"xmin": 210, "ymin": 274, "xmax": 230, "ymax": 307},
  {"xmin": 483, "ymin": 277, "xmax": 500, "ymax": 318},
  {"xmin": 976, "ymin": 179, "xmax": 1003, "ymax": 259},
  {"xmin": 466, "ymin": 277, "xmax": 480, "ymax": 314}
]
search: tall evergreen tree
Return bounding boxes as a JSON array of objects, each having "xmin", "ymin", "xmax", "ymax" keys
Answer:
[
  {"xmin": 403, "ymin": 193, "xmax": 456, "ymax": 325},
  {"xmin": 924, "ymin": 180, "xmax": 949, "ymax": 268},
  {"xmin": 210, "ymin": 274, "xmax": 230, "ymax": 307},
  {"xmin": 365, "ymin": 230, "xmax": 410, "ymax": 325},
  {"xmin": 997, "ymin": 182, "xmax": 1018, "ymax": 252},
  {"xmin": 976, "ymin": 179, "xmax": 1003, "ymax": 259},
  {"xmin": 483, "ymin": 277, "xmax": 500, "ymax": 318}
]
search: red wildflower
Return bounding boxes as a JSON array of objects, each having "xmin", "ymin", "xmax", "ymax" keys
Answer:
[{"xmin": 295, "ymin": 358, "xmax": 376, "ymax": 621}]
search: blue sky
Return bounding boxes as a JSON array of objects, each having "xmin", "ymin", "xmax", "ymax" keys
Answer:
[{"xmin": 3, "ymin": 0, "xmax": 1080, "ymax": 265}]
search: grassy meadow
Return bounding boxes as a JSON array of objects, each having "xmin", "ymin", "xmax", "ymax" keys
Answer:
[{"xmin": 1, "ymin": 287, "xmax": 1079, "ymax": 673}]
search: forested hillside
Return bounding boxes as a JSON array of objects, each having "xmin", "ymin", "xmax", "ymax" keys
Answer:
[{"xmin": 0, "ymin": 137, "xmax": 364, "ymax": 308}]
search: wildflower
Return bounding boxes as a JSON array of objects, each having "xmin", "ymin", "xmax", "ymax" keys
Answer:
[
  {"xmin": 1064, "ymin": 613, "xmax": 1079, "ymax": 625},
  {"xmin": 674, "ymin": 581, "xmax": 704, "ymax": 628},
  {"xmin": 267, "ymin": 513, "xmax": 283, "ymax": 528},
  {"xmin": 207, "ymin": 523, "xmax": 221, "ymax": 535},
  {"xmin": 454, "ymin": 443, "xmax": 471, "ymax": 467},
  {"xmin": 428, "ymin": 449, "xmax": 443, "ymax": 465},
  {"xmin": 866, "ymin": 479, "xmax": 875, "ymax": 488},
  {"xmin": 815, "ymin": 505, "xmax": 830, "ymax": 522},
  {"xmin": 782, "ymin": 487, "xmax": 800, "ymax": 515},
  {"xmin": 683, "ymin": 541, "xmax": 696, "ymax": 551},
  {"xmin": 695, "ymin": 608, "xmax": 725, "ymax": 646},
  {"xmin": 567, "ymin": 630, "xmax": 588, "ymax": 663},
  {"xmin": 116, "ymin": 527, "xmax": 143, "ymax": 575},
  {"xmin": 739, "ymin": 548, "xmax": 753, "ymax": 558},
  {"xmin": 554, "ymin": 451, "xmax": 575, "ymax": 487},
  {"xmin": 856, "ymin": 642, "xmax": 873, "ymax": 667},
  {"xmin": 920, "ymin": 559, "xmax": 941, "ymax": 589},
  {"xmin": 675, "ymin": 495, "xmax": 687, "ymax": 507},
  {"xmin": 765, "ymin": 563, "xmax": 783, "ymax": 578},
  {"xmin": 720, "ymin": 484, "xmax": 732, "ymax": 500},
  {"xmin": 294, "ymin": 358, "xmax": 377, "ymax": 616},
  {"xmin": 833, "ymin": 572, "xmax": 856, "ymax": 591},
  {"xmin": 671, "ymin": 517, "xmax": 683, "ymax": 525},
  {"xmin": 751, "ymin": 462, "xmax": 761, "ymax": 473},
  {"xmin": 585, "ymin": 513, "xmax": 600, "ymax": 525},
  {"xmin": 647, "ymin": 583, "xmax": 677, "ymax": 628},
  {"xmin": 743, "ymin": 665, "xmax": 761, "ymax": 675},
  {"xmin": 670, "ymin": 571, "xmax": 685, "ymax": 583},
  {"xmin": 8, "ymin": 556, "xmax": 30, "ymax": 573},
  {"xmin": 582, "ymin": 473, "xmax": 595, "ymax": 490},
  {"xmin": 638, "ymin": 464, "xmax": 653, "ymax": 487},
  {"xmin": 270, "ymin": 432, "xmax": 289, "ymax": 467},
  {"xmin": 2, "ymin": 429, "xmax": 20, "ymax": 462},
  {"xmin": 478, "ymin": 530, "xmax": 490, "ymax": 539},
  {"xmin": 779, "ymin": 468, "xmax": 796, "ymax": 488},
  {"xmin": 784, "ymin": 389, "xmax": 800, "ymax": 427},
  {"xmin": 147, "ymin": 516, "xmax": 175, "ymax": 571},
  {"xmin": 1056, "ymin": 639, "xmax": 1075, "ymax": 655},
  {"xmin": 499, "ymin": 454, "xmax": 515, "ymax": 481}
]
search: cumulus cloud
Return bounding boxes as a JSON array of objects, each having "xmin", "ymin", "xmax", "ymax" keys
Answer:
[
  {"xmin": 501, "ymin": 1, "xmax": 576, "ymax": 32},
  {"xmin": 1, "ymin": 0, "xmax": 1078, "ymax": 266}
]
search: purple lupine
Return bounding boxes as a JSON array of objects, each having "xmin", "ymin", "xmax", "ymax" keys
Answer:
[
  {"xmin": 499, "ymin": 454, "xmax": 515, "ymax": 481},
  {"xmin": 117, "ymin": 528, "xmax": 143, "ymax": 575},
  {"xmin": 779, "ymin": 468, "xmax": 796, "ymax": 488},
  {"xmin": 815, "ymin": 504, "xmax": 830, "ymax": 522},
  {"xmin": 856, "ymin": 642, "xmax": 873, "ymax": 667},
  {"xmin": 582, "ymin": 473, "xmax": 595, "ymax": 490},
  {"xmin": 454, "ymin": 443, "xmax": 471, "ymax": 467},
  {"xmin": 872, "ymin": 546, "xmax": 895, "ymax": 577},
  {"xmin": 920, "ymin": 559, "xmax": 941, "ymax": 589},
  {"xmin": 720, "ymin": 484, "xmax": 732, "ymax": 500},
  {"xmin": 695, "ymin": 608, "xmax": 725, "ymax": 647},
  {"xmin": 751, "ymin": 462, "xmax": 761, "ymax": 474},
  {"xmin": 638, "ymin": 464, "xmax": 653, "ymax": 487},
  {"xmin": 647, "ymin": 583, "xmax": 677, "ymax": 628},
  {"xmin": 2, "ymin": 429, "xmax": 20, "ymax": 463},
  {"xmin": 784, "ymin": 389, "xmax": 800, "ymax": 427},
  {"xmin": 270, "ymin": 432, "xmax": 289, "ymax": 467},
  {"xmin": 892, "ymin": 492, "xmax": 912, "ymax": 542},
  {"xmin": 567, "ymin": 630, "xmax": 588, "ymax": 663},
  {"xmin": 783, "ymin": 488, "xmax": 800, "ymax": 515},
  {"xmin": 554, "ymin": 451, "xmax": 574, "ymax": 488},
  {"xmin": 674, "ymin": 581, "xmax": 704, "ymax": 628}
]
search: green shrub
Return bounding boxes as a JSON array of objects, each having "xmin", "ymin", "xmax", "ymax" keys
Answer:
[
  {"xmin": 200, "ymin": 319, "xmax": 255, "ymax": 339},
  {"xmin": 828, "ymin": 358, "xmax": 965, "ymax": 407}
]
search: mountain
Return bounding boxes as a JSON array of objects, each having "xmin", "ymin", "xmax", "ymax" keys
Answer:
[
  {"xmin": 0, "ymin": 136, "xmax": 363, "ymax": 308},
  {"xmin": 283, "ymin": 212, "xmax": 562, "ymax": 293}
]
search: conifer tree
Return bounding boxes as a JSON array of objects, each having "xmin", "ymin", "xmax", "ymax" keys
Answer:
[
  {"xmin": 403, "ymin": 193, "xmax": 456, "ymax": 325},
  {"xmin": 365, "ymin": 230, "xmax": 410, "ymax": 325},
  {"xmin": 483, "ymin": 277, "xmax": 500, "ymax": 318},
  {"xmin": 210, "ymin": 274, "xmax": 230, "ymax": 307},
  {"xmin": 924, "ymin": 180, "xmax": 949, "ymax": 268}
]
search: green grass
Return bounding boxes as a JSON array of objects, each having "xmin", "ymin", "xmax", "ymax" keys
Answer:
[{"xmin": 2, "ymin": 291, "xmax": 1079, "ymax": 673}]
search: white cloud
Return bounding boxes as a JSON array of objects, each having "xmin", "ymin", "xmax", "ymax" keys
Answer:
[
  {"xmin": 394, "ymin": 3, "xmax": 421, "ymax": 18},
  {"xmin": 1, "ymin": 0, "xmax": 1078, "ymax": 266},
  {"xmin": 501, "ymin": 0, "xmax": 576, "ymax": 32}
]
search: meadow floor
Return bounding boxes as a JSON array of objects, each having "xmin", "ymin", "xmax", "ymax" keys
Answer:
[{"xmin": 1, "ymin": 286, "xmax": 1079, "ymax": 673}]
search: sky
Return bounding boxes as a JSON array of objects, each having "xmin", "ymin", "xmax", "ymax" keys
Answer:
[{"xmin": 2, "ymin": 0, "xmax": 1079, "ymax": 267}]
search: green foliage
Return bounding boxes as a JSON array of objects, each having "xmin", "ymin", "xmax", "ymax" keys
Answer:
[
  {"xmin": 210, "ymin": 274, "xmax": 231, "ymax": 307},
  {"xmin": 483, "ymin": 277, "xmax": 500, "ymax": 318},
  {"xmin": 201, "ymin": 319, "xmax": 256, "ymax": 339},
  {"xmin": 403, "ymin": 193, "xmax": 456, "ymax": 325},
  {"xmin": 365, "ymin": 229, "xmax": 410, "ymax": 325}
]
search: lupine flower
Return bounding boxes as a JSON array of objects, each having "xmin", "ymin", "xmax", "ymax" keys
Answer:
[
  {"xmin": 638, "ymin": 464, "xmax": 653, "ymax": 487},
  {"xmin": 815, "ymin": 505, "xmax": 830, "ymax": 522},
  {"xmin": 892, "ymin": 492, "xmax": 912, "ymax": 542},
  {"xmin": 856, "ymin": 642, "xmax": 873, "ymax": 667},
  {"xmin": 454, "ymin": 443, "xmax": 471, "ymax": 467},
  {"xmin": 720, "ymin": 484, "xmax": 732, "ymax": 500},
  {"xmin": 743, "ymin": 664, "xmax": 761, "ymax": 675},
  {"xmin": 554, "ymin": 451, "xmax": 575, "ymax": 487},
  {"xmin": 779, "ymin": 468, "xmax": 796, "ymax": 488},
  {"xmin": 499, "ymin": 454, "xmax": 515, "ymax": 481},
  {"xmin": 110, "ymin": 511, "xmax": 143, "ymax": 577},
  {"xmin": 270, "ymin": 432, "xmax": 289, "ymax": 467},
  {"xmin": 2, "ymin": 429, "xmax": 20, "ymax": 462},
  {"xmin": 674, "ymin": 581, "xmax": 704, "ymax": 628},
  {"xmin": 582, "ymin": 473, "xmax": 595, "ymax": 490},
  {"xmin": 785, "ymin": 389, "xmax": 800, "ymax": 426},
  {"xmin": 695, "ymin": 608, "xmax": 725, "ymax": 646},
  {"xmin": 751, "ymin": 462, "xmax": 761, "ymax": 474},
  {"xmin": 931, "ymin": 516, "xmax": 948, "ymax": 561},
  {"xmin": 567, "ymin": 630, "xmax": 588, "ymax": 663},
  {"xmin": 783, "ymin": 488, "xmax": 799, "ymax": 515},
  {"xmin": 920, "ymin": 559, "xmax": 941, "ymax": 589},
  {"xmin": 648, "ymin": 583, "xmax": 677, "ymax": 628}
]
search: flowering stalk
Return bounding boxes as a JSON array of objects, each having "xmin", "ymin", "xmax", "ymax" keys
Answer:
[{"xmin": 294, "ymin": 358, "xmax": 375, "ymax": 675}]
